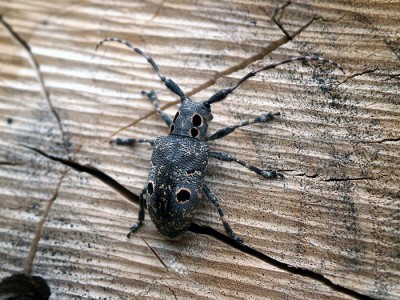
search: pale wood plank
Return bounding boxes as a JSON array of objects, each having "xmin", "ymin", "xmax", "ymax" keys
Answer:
[{"xmin": 0, "ymin": 1, "xmax": 398, "ymax": 299}]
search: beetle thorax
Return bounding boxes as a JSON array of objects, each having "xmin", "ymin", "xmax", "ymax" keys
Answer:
[{"xmin": 169, "ymin": 98, "xmax": 213, "ymax": 141}]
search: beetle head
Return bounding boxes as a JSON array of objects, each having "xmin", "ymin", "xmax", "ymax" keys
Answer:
[{"xmin": 169, "ymin": 97, "xmax": 213, "ymax": 141}]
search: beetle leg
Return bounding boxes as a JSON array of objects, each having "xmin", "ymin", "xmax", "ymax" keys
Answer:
[
  {"xmin": 206, "ymin": 112, "xmax": 280, "ymax": 141},
  {"xmin": 141, "ymin": 90, "xmax": 173, "ymax": 127},
  {"xmin": 203, "ymin": 184, "xmax": 244, "ymax": 246},
  {"xmin": 127, "ymin": 185, "xmax": 147, "ymax": 238},
  {"xmin": 209, "ymin": 151, "xmax": 285, "ymax": 179},
  {"xmin": 110, "ymin": 138, "xmax": 155, "ymax": 147}
]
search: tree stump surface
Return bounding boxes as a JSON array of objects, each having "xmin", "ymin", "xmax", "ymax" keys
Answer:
[{"xmin": 0, "ymin": 1, "xmax": 398, "ymax": 299}]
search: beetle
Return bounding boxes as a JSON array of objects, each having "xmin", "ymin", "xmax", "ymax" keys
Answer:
[{"xmin": 94, "ymin": 38, "xmax": 343, "ymax": 244}]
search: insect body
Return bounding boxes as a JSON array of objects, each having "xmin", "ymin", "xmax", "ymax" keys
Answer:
[
  {"xmin": 148, "ymin": 134, "xmax": 209, "ymax": 239},
  {"xmin": 96, "ymin": 38, "xmax": 343, "ymax": 244}
]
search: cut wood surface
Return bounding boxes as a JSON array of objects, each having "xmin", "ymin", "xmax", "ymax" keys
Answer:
[{"xmin": 0, "ymin": 1, "xmax": 399, "ymax": 299}]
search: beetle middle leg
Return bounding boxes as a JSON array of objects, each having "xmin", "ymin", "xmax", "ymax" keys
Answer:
[
  {"xmin": 110, "ymin": 90, "xmax": 171, "ymax": 146},
  {"xmin": 206, "ymin": 112, "xmax": 280, "ymax": 141},
  {"xmin": 203, "ymin": 184, "xmax": 244, "ymax": 245},
  {"xmin": 127, "ymin": 185, "xmax": 147, "ymax": 238},
  {"xmin": 209, "ymin": 151, "xmax": 285, "ymax": 179}
]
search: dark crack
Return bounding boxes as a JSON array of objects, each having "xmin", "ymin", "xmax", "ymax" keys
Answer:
[
  {"xmin": 382, "ymin": 73, "xmax": 400, "ymax": 81},
  {"xmin": 141, "ymin": 237, "xmax": 169, "ymax": 271},
  {"xmin": 24, "ymin": 146, "xmax": 376, "ymax": 299},
  {"xmin": 295, "ymin": 173, "xmax": 386, "ymax": 182},
  {"xmin": 272, "ymin": 1, "xmax": 293, "ymax": 40},
  {"xmin": 23, "ymin": 171, "xmax": 67, "ymax": 275},
  {"xmin": 324, "ymin": 176, "xmax": 382, "ymax": 182},
  {"xmin": 295, "ymin": 173, "xmax": 319, "ymax": 178},
  {"xmin": 20, "ymin": 145, "xmax": 140, "ymax": 206},
  {"xmin": 164, "ymin": 285, "xmax": 178, "ymax": 300},
  {"xmin": 104, "ymin": 11, "xmax": 319, "ymax": 141},
  {"xmin": 339, "ymin": 68, "xmax": 379, "ymax": 85},
  {"xmin": 0, "ymin": 160, "xmax": 26, "ymax": 166},
  {"xmin": 360, "ymin": 137, "xmax": 400, "ymax": 144},
  {"xmin": 0, "ymin": 15, "xmax": 70, "ymax": 157},
  {"xmin": 188, "ymin": 223, "xmax": 375, "ymax": 300}
]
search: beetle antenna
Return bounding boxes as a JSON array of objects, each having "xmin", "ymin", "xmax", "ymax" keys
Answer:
[
  {"xmin": 204, "ymin": 56, "xmax": 345, "ymax": 105},
  {"xmin": 96, "ymin": 37, "xmax": 186, "ymax": 101}
]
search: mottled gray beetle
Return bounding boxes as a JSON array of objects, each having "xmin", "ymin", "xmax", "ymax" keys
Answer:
[{"xmin": 96, "ymin": 38, "xmax": 343, "ymax": 244}]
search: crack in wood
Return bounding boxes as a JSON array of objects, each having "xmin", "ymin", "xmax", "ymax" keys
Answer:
[
  {"xmin": 149, "ymin": 0, "xmax": 166, "ymax": 21},
  {"xmin": 23, "ymin": 170, "xmax": 68, "ymax": 275},
  {"xmin": 324, "ymin": 176, "xmax": 384, "ymax": 182},
  {"xmin": 23, "ymin": 145, "xmax": 376, "ymax": 300},
  {"xmin": 295, "ymin": 174, "xmax": 386, "ymax": 182},
  {"xmin": 188, "ymin": 223, "xmax": 376, "ymax": 300},
  {"xmin": 295, "ymin": 173, "xmax": 319, "ymax": 178},
  {"xmin": 140, "ymin": 237, "xmax": 169, "ymax": 271},
  {"xmin": 20, "ymin": 145, "xmax": 140, "ymax": 206},
  {"xmin": 0, "ymin": 15, "xmax": 70, "ymax": 157},
  {"xmin": 271, "ymin": 0, "xmax": 293, "ymax": 40},
  {"xmin": 360, "ymin": 137, "xmax": 400, "ymax": 143},
  {"xmin": 382, "ymin": 73, "xmax": 400, "ymax": 81},
  {"xmin": 0, "ymin": 161, "xmax": 26, "ymax": 166},
  {"xmin": 339, "ymin": 68, "xmax": 379, "ymax": 85}
]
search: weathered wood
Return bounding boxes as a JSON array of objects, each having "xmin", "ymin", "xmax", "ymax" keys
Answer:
[{"xmin": 0, "ymin": 1, "xmax": 398, "ymax": 299}]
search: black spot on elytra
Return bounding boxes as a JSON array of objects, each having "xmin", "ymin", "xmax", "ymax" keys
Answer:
[{"xmin": 176, "ymin": 189, "xmax": 191, "ymax": 203}]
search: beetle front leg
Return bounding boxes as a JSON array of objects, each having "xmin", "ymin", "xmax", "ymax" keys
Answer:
[
  {"xmin": 127, "ymin": 185, "xmax": 147, "ymax": 238},
  {"xmin": 142, "ymin": 90, "xmax": 173, "ymax": 127},
  {"xmin": 203, "ymin": 184, "xmax": 244, "ymax": 246},
  {"xmin": 206, "ymin": 112, "xmax": 280, "ymax": 141},
  {"xmin": 209, "ymin": 151, "xmax": 285, "ymax": 179},
  {"xmin": 110, "ymin": 138, "xmax": 155, "ymax": 147}
]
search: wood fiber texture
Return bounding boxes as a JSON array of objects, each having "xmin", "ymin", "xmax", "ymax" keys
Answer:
[{"xmin": 0, "ymin": 1, "xmax": 399, "ymax": 299}]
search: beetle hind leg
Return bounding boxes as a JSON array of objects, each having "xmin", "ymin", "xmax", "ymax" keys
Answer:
[
  {"xmin": 127, "ymin": 185, "xmax": 147, "ymax": 238},
  {"xmin": 203, "ymin": 185, "xmax": 244, "ymax": 246}
]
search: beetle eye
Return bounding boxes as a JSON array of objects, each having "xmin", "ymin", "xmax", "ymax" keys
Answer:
[
  {"xmin": 203, "ymin": 102, "xmax": 211, "ymax": 110},
  {"xmin": 176, "ymin": 188, "xmax": 191, "ymax": 203}
]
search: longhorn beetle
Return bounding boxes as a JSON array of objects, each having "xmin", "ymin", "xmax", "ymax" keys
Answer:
[{"xmin": 96, "ymin": 38, "xmax": 343, "ymax": 245}]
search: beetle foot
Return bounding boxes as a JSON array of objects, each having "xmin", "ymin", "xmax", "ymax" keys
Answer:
[
  {"xmin": 110, "ymin": 138, "xmax": 136, "ymax": 147},
  {"xmin": 232, "ymin": 234, "xmax": 245, "ymax": 247},
  {"xmin": 261, "ymin": 170, "xmax": 286, "ymax": 179},
  {"xmin": 127, "ymin": 222, "xmax": 142, "ymax": 238}
]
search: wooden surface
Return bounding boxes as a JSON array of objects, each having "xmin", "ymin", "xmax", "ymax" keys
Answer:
[{"xmin": 0, "ymin": 1, "xmax": 399, "ymax": 299}]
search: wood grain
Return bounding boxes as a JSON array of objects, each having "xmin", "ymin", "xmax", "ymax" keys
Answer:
[{"xmin": 0, "ymin": 1, "xmax": 398, "ymax": 299}]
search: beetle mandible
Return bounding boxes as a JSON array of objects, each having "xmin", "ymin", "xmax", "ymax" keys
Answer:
[{"xmin": 96, "ymin": 38, "xmax": 343, "ymax": 244}]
